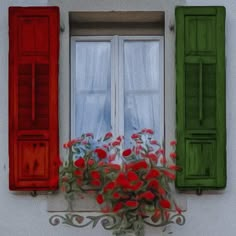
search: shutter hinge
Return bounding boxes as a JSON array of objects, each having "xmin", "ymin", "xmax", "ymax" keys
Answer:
[{"xmin": 169, "ymin": 24, "xmax": 175, "ymax": 32}]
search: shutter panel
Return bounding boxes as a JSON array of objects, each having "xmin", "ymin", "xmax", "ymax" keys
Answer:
[
  {"xmin": 176, "ymin": 7, "xmax": 226, "ymax": 190},
  {"xmin": 9, "ymin": 7, "xmax": 59, "ymax": 190}
]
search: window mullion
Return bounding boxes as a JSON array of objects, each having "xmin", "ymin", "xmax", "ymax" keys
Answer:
[
  {"xmin": 112, "ymin": 36, "xmax": 125, "ymax": 138},
  {"xmin": 111, "ymin": 35, "xmax": 120, "ymax": 137},
  {"xmin": 70, "ymin": 38, "xmax": 77, "ymax": 139},
  {"xmin": 111, "ymin": 36, "xmax": 116, "ymax": 136},
  {"xmin": 118, "ymin": 36, "xmax": 124, "ymax": 137},
  {"xmin": 159, "ymin": 37, "xmax": 164, "ymax": 146}
]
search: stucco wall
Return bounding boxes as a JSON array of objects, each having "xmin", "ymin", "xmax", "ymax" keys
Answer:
[
  {"xmin": 176, "ymin": 1, "xmax": 236, "ymax": 236},
  {"xmin": 1, "ymin": 0, "xmax": 236, "ymax": 235}
]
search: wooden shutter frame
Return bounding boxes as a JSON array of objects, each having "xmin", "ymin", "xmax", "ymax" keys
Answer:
[
  {"xmin": 9, "ymin": 7, "xmax": 59, "ymax": 191},
  {"xmin": 175, "ymin": 6, "xmax": 226, "ymax": 190}
]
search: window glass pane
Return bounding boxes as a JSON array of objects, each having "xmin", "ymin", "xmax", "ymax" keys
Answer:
[
  {"xmin": 124, "ymin": 40, "xmax": 161, "ymax": 141},
  {"xmin": 124, "ymin": 94, "xmax": 161, "ymax": 144},
  {"xmin": 124, "ymin": 41, "xmax": 160, "ymax": 91},
  {"xmin": 76, "ymin": 94, "xmax": 111, "ymax": 137},
  {"xmin": 76, "ymin": 42, "xmax": 110, "ymax": 90},
  {"xmin": 74, "ymin": 41, "xmax": 111, "ymax": 138}
]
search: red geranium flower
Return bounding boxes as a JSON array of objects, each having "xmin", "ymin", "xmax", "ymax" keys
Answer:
[
  {"xmin": 125, "ymin": 200, "xmax": 139, "ymax": 208},
  {"xmin": 117, "ymin": 136, "xmax": 123, "ymax": 142},
  {"xmin": 122, "ymin": 148, "xmax": 133, "ymax": 157},
  {"xmin": 145, "ymin": 169, "xmax": 160, "ymax": 179},
  {"xmin": 168, "ymin": 165, "xmax": 181, "ymax": 171},
  {"xmin": 68, "ymin": 138, "xmax": 82, "ymax": 147},
  {"xmin": 98, "ymin": 161, "xmax": 105, "ymax": 166},
  {"xmin": 74, "ymin": 158, "xmax": 85, "ymax": 168},
  {"xmin": 157, "ymin": 149, "xmax": 165, "ymax": 154},
  {"xmin": 85, "ymin": 133, "xmax": 94, "ymax": 137},
  {"xmin": 162, "ymin": 170, "xmax": 176, "ymax": 180},
  {"xmin": 117, "ymin": 178, "xmax": 130, "ymax": 188},
  {"xmin": 112, "ymin": 140, "xmax": 121, "ymax": 146},
  {"xmin": 120, "ymin": 194, "xmax": 130, "ymax": 199},
  {"xmin": 96, "ymin": 194, "xmax": 104, "ymax": 204},
  {"xmin": 90, "ymin": 179, "xmax": 101, "ymax": 186},
  {"xmin": 170, "ymin": 140, "xmax": 177, "ymax": 146},
  {"xmin": 127, "ymin": 171, "xmax": 139, "ymax": 181},
  {"xmin": 88, "ymin": 159, "xmax": 95, "ymax": 166},
  {"xmin": 148, "ymin": 179, "xmax": 159, "ymax": 189},
  {"xmin": 104, "ymin": 167, "xmax": 110, "ymax": 173},
  {"xmin": 108, "ymin": 164, "xmax": 121, "ymax": 171},
  {"xmin": 170, "ymin": 152, "xmax": 177, "ymax": 159},
  {"xmin": 141, "ymin": 191, "xmax": 155, "ymax": 200},
  {"xmin": 104, "ymin": 132, "xmax": 113, "ymax": 140},
  {"xmin": 130, "ymin": 181, "xmax": 143, "ymax": 191},
  {"xmin": 160, "ymin": 157, "xmax": 167, "ymax": 165},
  {"xmin": 132, "ymin": 160, "xmax": 148, "ymax": 171},
  {"xmin": 146, "ymin": 129, "xmax": 154, "ymax": 134},
  {"xmin": 94, "ymin": 148, "xmax": 107, "ymax": 159},
  {"xmin": 159, "ymin": 199, "xmax": 171, "ymax": 209},
  {"xmin": 90, "ymin": 170, "xmax": 100, "ymax": 179},
  {"xmin": 113, "ymin": 192, "xmax": 120, "ymax": 199},
  {"xmin": 74, "ymin": 169, "xmax": 83, "ymax": 176},
  {"xmin": 131, "ymin": 133, "xmax": 140, "ymax": 139},
  {"xmin": 104, "ymin": 181, "xmax": 116, "ymax": 192},
  {"xmin": 147, "ymin": 153, "xmax": 158, "ymax": 162},
  {"xmin": 113, "ymin": 202, "xmax": 123, "ymax": 212},
  {"xmin": 150, "ymin": 140, "xmax": 158, "ymax": 145},
  {"xmin": 141, "ymin": 128, "xmax": 154, "ymax": 135},
  {"xmin": 116, "ymin": 172, "xmax": 126, "ymax": 182},
  {"xmin": 63, "ymin": 142, "xmax": 69, "ymax": 149},
  {"xmin": 158, "ymin": 187, "xmax": 166, "ymax": 195}
]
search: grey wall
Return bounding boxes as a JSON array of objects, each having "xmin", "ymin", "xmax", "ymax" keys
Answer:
[{"xmin": 0, "ymin": 0, "xmax": 235, "ymax": 235}]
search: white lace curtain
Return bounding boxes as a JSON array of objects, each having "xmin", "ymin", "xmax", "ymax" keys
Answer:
[
  {"xmin": 74, "ymin": 38, "xmax": 162, "ymax": 142},
  {"xmin": 75, "ymin": 41, "xmax": 111, "ymax": 139},
  {"xmin": 123, "ymin": 40, "xmax": 162, "ymax": 144}
]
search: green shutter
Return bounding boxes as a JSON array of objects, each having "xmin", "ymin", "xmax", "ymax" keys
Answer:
[{"xmin": 176, "ymin": 7, "xmax": 226, "ymax": 190}]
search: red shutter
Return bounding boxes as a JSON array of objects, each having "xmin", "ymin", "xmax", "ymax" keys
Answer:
[{"xmin": 9, "ymin": 7, "xmax": 59, "ymax": 190}]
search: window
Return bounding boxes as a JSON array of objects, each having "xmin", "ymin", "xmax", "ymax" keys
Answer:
[{"xmin": 71, "ymin": 35, "xmax": 164, "ymax": 143}]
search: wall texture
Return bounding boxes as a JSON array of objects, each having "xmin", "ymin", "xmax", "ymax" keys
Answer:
[
  {"xmin": 0, "ymin": 0, "xmax": 235, "ymax": 235},
  {"xmin": 176, "ymin": 1, "xmax": 236, "ymax": 236}
]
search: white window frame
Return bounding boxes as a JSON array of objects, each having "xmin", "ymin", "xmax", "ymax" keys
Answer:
[{"xmin": 70, "ymin": 35, "xmax": 164, "ymax": 142}]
